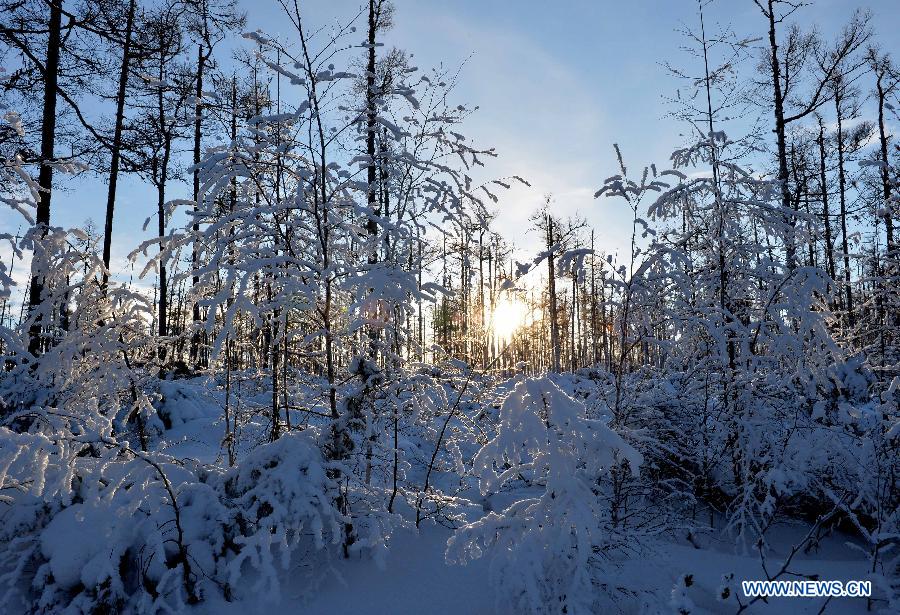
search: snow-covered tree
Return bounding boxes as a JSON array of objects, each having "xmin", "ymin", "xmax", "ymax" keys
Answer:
[{"xmin": 447, "ymin": 375, "xmax": 641, "ymax": 614}]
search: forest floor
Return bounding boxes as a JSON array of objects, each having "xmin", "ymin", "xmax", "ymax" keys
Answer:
[{"xmin": 159, "ymin": 378, "xmax": 876, "ymax": 615}]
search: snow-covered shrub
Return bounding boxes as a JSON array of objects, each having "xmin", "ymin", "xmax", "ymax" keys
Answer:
[
  {"xmin": 0, "ymin": 426, "xmax": 350, "ymax": 613},
  {"xmin": 0, "ymin": 429, "xmax": 82, "ymax": 614},
  {"xmin": 340, "ymin": 368, "xmax": 428, "ymax": 547},
  {"xmin": 1, "ymin": 109, "xmax": 160, "ymax": 449},
  {"xmin": 447, "ymin": 376, "xmax": 642, "ymax": 615},
  {"xmin": 156, "ymin": 380, "xmax": 215, "ymax": 429},
  {"xmin": 820, "ymin": 378, "xmax": 900, "ymax": 611},
  {"xmin": 0, "ymin": 435, "xmax": 217, "ymax": 613},
  {"xmin": 406, "ymin": 363, "xmax": 488, "ymax": 527},
  {"xmin": 223, "ymin": 429, "xmax": 344, "ymax": 600},
  {"xmin": 669, "ymin": 574, "xmax": 696, "ymax": 615},
  {"xmin": 0, "ymin": 223, "xmax": 159, "ymax": 448}
]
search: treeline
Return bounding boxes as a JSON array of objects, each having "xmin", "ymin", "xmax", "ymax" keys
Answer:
[
  {"xmin": 433, "ymin": 3, "xmax": 900, "ymax": 381},
  {"xmin": 0, "ymin": 1, "xmax": 898, "ymax": 383}
]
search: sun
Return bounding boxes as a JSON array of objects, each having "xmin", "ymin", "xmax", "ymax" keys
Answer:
[{"xmin": 489, "ymin": 296, "xmax": 529, "ymax": 343}]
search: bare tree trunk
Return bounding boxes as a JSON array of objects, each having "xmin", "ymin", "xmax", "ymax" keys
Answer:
[
  {"xmin": 365, "ymin": 0, "xmax": 379, "ymax": 241},
  {"xmin": 764, "ymin": 0, "xmax": 796, "ymax": 272},
  {"xmin": 479, "ymin": 229, "xmax": 487, "ymax": 367},
  {"xmin": 589, "ymin": 232, "xmax": 598, "ymax": 365},
  {"xmin": 875, "ymin": 63, "xmax": 895, "ymax": 265},
  {"xmin": 224, "ymin": 336, "xmax": 235, "ymax": 466},
  {"xmin": 27, "ymin": 0, "xmax": 62, "ymax": 357},
  {"xmin": 270, "ymin": 311, "xmax": 280, "ymax": 441},
  {"xmin": 387, "ymin": 404, "xmax": 399, "ymax": 513},
  {"xmin": 156, "ymin": 80, "xmax": 173, "ymax": 352},
  {"xmin": 874, "ymin": 58, "xmax": 898, "ymax": 351},
  {"xmin": 817, "ymin": 118, "xmax": 837, "ymax": 282},
  {"xmin": 363, "ymin": 0, "xmax": 383, "ymax": 358},
  {"xmin": 835, "ymin": 84, "xmax": 855, "ymax": 327},
  {"xmin": 417, "ymin": 231, "xmax": 424, "ymax": 360},
  {"xmin": 570, "ymin": 263, "xmax": 576, "ymax": 373},
  {"xmin": 101, "ymin": 0, "xmax": 136, "ymax": 288},
  {"xmin": 546, "ymin": 214, "xmax": 560, "ymax": 372},
  {"xmin": 190, "ymin": 43, "xmax": 205, "ymax": 368}
]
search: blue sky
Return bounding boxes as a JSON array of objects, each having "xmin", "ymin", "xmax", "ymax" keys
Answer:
[
  {"xmin": 3, "ymin": 0, "xmax": 899, "ymax": 293},
  {"xmin": 337, "ymin": 0, "xmax": 899, "ymax": 260}
]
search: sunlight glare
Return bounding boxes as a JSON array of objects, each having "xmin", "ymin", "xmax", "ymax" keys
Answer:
[{"xmin": 489, "ymin": 296, "xmax": 529, "ymax": 343}]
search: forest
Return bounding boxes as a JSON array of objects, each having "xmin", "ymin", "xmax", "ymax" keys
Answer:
[{"xmin": 0, "ymin": 0, "xmax": 898, "ymax": 613}]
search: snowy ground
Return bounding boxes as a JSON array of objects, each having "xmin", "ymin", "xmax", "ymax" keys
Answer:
[
  {"xmin": 193, "ymin": 526, "xmax": 873, "ymax": 614},
  {"xmin": 154, "ymin": 378, "xmax": 877, "ymax": 615},
  {"xmin": 199, "ymin": 526, "xmax": 494, "ymax": 615}
]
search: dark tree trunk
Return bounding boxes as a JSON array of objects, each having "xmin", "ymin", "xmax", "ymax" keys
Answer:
[
  {"xmin": 27, "ymin": 0, "xmax": 63, "ymax": 357},
  {"xmin": 546, "ymin": 214, "xmax": 560, "ymax": 373},
  {"xmin": 365, "ymin": 0, "xmax": 379, "ymax": 246},
  {"xmin": 875, "ymin": 69, "xmax": 894, "ymax": 261},
  {"xmin": 190, "ymin": 43, "xmax": 205, "ymax": 368},
  {"xmin": 834, "ymin": 85, "xmax": 855, "ymax": 327},
  {"xmin": 765, "ymin": 0, "xmax": 796, "ymax": 273},
  {"xmin": 817, "ymin": 119, "xmax": 837, "ymax": 282},
  {"xmin": 101, "ymin": 0, "xmax": 136, "ymax": 287},
  {"xmin": 157, "ymin": 105, "xmax": 173, "ymax": 346},
  {"xmin": 364, "ymin": 0, "xmax": 382, "ymax": 356}
]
